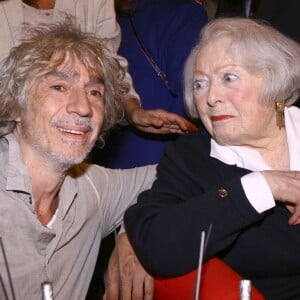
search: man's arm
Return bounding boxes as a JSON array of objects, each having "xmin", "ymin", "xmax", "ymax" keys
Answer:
[{"xmin": 104, "ymin": 232, "xmax": 154, "ymax": 300}]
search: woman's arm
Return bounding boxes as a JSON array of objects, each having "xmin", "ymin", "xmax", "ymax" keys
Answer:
[{"xmin": 124, "ymin": 134, "xmax": 263, "ymax": 277}]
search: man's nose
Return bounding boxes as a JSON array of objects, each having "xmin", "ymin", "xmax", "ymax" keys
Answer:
[{"xmin": 66, "ymin": 90, "xmax": 92, "ymax": 117}]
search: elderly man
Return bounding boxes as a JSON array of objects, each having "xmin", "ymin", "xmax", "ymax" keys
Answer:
[{"xmin": 0, "ymin": 20, "xmax": 155, "ymax": 300}]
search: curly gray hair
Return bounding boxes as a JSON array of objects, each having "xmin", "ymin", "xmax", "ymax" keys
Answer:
[{"xmin": 0, "ymin": 18, "xmax": 129, "ymax": 145}]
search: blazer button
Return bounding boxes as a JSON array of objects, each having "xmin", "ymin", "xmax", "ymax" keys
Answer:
[{"xmin": 218, "ymin": 188, "xmax": 228, "ymax": 198}]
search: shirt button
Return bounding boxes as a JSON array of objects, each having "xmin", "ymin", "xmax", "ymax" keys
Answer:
[{"xmin": 218, "ymin": 188, "xmax": 228, "ymax": 198}]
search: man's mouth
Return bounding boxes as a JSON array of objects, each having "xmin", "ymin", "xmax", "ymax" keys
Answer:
[{"xmin": 58, "ymin": 127, "xmax": 86, "ymax": 135}]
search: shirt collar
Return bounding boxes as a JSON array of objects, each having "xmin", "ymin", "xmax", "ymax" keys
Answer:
[
  {"xmin": 5, "ymin": 133, "xmax": 32, "ymax": 193},
  {"xmin": 210, "ymin": 106, "xmax": 300, "ymax": 171}
]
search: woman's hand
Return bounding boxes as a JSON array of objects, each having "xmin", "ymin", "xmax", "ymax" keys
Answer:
[
  {"xmin": 262, "ymin": 170, "xmax": 300, "ymax": 224},
  {"xmin": 286, "ymin": 204, "xmax": 300, "ymax": 225}
]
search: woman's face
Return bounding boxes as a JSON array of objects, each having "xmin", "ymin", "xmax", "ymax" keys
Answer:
[{"xmin": 193, "ymin": 37, "xmax": 277, "ymax": 147}]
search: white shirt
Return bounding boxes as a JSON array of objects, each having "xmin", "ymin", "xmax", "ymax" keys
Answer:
[{"xmin": 210, "ymin": 106, "xmax": 300, "ymax": 213}]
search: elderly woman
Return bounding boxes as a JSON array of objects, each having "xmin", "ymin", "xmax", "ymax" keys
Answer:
[{"xmin": 124, "ymin": 18, "xmax": 300, "ymax": 299}]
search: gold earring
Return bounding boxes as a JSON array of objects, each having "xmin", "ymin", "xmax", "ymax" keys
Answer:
[{"xmin": 275, "ymin": 100, "xmax": 285, "ymax": 129}]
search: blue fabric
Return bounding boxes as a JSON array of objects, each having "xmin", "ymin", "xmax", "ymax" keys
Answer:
[{"xmin": 97, "ymin": 0, "xmax": 208, "ymax": 168}]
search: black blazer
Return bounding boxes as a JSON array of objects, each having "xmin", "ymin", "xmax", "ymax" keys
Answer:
[{"xmin": 125, "ymin": 130, "xmax": 300, "ymax": 299}]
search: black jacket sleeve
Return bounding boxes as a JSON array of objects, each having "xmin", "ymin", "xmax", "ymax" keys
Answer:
[{"xmin": 124, "ymin": 131, "xmax": 264, "ymax": 277}]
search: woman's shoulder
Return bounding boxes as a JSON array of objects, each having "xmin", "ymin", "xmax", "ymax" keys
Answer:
[
  {"xmin": 175, "ymin": 128, "xmax": 210, "ymax": 149},
  {"xmin": 163, "ymin": 128, "xmax": 211, "ymax": 161}
]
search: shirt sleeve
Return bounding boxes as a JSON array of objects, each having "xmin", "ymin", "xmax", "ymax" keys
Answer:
[
  {"xmin": 89, "ymin": 164, "xmax": 157, "ymax": 235},
  {"xmin": 241, "ymin": 171, "xmax": 275, "ymax": 213}
]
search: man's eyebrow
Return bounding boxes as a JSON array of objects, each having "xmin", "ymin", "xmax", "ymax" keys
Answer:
[
  {"xmin": 46, "ymin": 71, "xmax": 105, "ymax": 85},
  {"xmin": 88, "ymin": 76, "xmax": 105, "ymax": 85},
  {"xmin": 46, "ymin": 71, "xmax": 74, "ymax": 80}
]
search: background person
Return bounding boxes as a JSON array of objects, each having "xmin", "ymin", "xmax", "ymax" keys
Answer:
[
  {"xmin": 93, "ymin": 0, "xmax": 207, "ymax": 168},
  {"xmin": 255, "ymin": 0, "xmax": 299, "ymax": 42},
  {"xmin": 124, "ymin": 18, "xmax": 300, "ymax": 299}
]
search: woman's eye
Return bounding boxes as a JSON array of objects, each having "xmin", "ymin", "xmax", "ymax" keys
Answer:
[
  {"xmin": 51, "ymin": 85, "xmax": 65, "ymax": 91},
  {"xmin": 193, "ymin": 80, "xmax": 208, "ymax": 90},
  {"xmin": 224, "ymin": 73, "xmax": 237, "ymax": 82}
]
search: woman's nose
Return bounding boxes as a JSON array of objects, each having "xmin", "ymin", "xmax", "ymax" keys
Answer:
[{"xmin": 207, "ymin": 83, "xmax": 223, "ymax": 106}]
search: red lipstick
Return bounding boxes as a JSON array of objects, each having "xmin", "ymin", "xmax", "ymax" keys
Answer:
[{"xmin": 211, "ymin": 115, "xmax": 234, "ymax": 122}]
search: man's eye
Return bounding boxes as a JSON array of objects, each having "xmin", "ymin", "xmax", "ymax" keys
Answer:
[
  {"xmin": 193, "ymin": 80, "xmax": 208, "ymax": 90},
  {"xmin": 88, "ymin": 90, "xmax": 103, "ymax": 97},
  {"xmin": 51, "ymin": 85, "xmax": 64, "ymax": 91},
  {"xmin": 224, "ymin": 73, "xmax": 237, "ymax": 82}
]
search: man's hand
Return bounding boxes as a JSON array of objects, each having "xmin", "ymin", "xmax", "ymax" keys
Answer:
[{"xmin": 104, "ymin": 233, "xmax": 154, "ymax": 300}]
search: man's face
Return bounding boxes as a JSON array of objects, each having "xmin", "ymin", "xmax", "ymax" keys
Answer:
[{"xmin": 15, "ymin": 58, "xmax": 105, "ymax": 170}]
